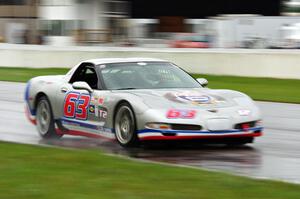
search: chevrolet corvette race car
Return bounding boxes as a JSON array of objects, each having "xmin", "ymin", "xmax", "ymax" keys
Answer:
[{"xmin": 25, "ymin": 58, "xmax": 263, "ymax": 147}]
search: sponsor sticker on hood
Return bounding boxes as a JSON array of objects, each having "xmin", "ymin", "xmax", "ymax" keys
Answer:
[{"xmin": 164, "ymin": 91, "xmax": 216, "ymax": 105}]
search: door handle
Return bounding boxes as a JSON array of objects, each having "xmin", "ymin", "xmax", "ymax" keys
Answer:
[{"xmin": 61, "ymin": 87, "xmax": 68, "ymax": 93}]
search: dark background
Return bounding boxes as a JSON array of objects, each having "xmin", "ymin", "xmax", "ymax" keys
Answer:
[{"xmin": 130, "ymin": 0, "xmax": 281, "ymax": 18}]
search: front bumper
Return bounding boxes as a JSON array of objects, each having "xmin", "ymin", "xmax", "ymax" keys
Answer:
[{"xmin": 137, "ymin": 127, "xmax": 263, "ymax": 141}]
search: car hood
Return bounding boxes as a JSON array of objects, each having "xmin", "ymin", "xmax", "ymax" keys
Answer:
[{"xmin": 126, "ymin": 88, "xmax": 246, "ymax": 109}]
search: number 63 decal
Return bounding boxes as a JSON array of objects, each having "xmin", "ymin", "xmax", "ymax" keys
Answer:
[{"xmin": 63, "ymin": 92, "xmax": 91, "ymax": 120}]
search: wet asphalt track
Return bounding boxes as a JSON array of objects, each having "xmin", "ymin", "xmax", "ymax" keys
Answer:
[{"xmin": 0, "ymin": 81, "xmax": 300, "ymax": 184}]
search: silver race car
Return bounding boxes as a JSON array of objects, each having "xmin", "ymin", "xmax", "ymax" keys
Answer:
[{"xmin": 25, "ymin": 58, "xmax": 263, "ymax": 147}]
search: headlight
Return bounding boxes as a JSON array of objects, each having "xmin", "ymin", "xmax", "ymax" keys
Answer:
[{"xmin": 145, "ymin": 123, "xmax": 171, "ymax": 130}]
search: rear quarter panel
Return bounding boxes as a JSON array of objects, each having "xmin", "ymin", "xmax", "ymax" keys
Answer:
[{"xmin": 26, "ymin": 75, "xmax": 65, "ymax": 118}]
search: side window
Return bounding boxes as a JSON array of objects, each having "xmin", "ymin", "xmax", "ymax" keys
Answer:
[
  {"xmin": 69, "ymin": 64, "xmax": 98, "ymax": 89},
  {"xmin": 84, "ymin": 68, "xmax": 98, "ymax": 89}
]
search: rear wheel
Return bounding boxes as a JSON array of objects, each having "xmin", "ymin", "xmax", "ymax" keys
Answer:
[
  {"xmin": 36, "ymin": 96, "xmax": 62, "ymax": 139},
  {"xmin": 114, "ymin": 102, "xmax": 139, "ymax": 147}
]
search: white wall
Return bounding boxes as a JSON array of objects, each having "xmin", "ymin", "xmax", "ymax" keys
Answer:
[
  {"xmin": 1, "ymin": 44, "xmax": 300, "ymax": 79},
  {"xmin": 43, "ymin": 36, "xmax": 74, "ymax": 46}
]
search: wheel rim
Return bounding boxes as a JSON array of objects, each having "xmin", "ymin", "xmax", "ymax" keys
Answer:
[
  {"xmin": 36, "ymin": 100, "xmax": 51, "ymax": 136},
  {"xmin": 115, "ymin": 106, "xmax": 135, "ymax": 144}
]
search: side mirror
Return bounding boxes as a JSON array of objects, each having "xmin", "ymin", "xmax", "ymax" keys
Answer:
[
  {"xmin": 196, "ymin": 78, "xmax": 208, "ymax": 87},
  {"xmin": 72, "ymin": 81, "xmax": 93, "ymax": 93}
]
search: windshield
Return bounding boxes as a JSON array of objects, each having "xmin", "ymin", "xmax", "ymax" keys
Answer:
[{"xmin": 99, "ymin": 62, "xmax": 201, "ymax": 90}]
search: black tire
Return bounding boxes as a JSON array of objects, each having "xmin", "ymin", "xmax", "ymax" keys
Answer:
[
  {"xmin": 36, "ymin": 96, "xmax": 62, "ymax": 139},
  {"xmin": 114, "ymin": 102, "xmax": 139, "ymax": 147}
]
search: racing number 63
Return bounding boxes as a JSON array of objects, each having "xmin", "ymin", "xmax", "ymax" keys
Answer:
[{"xmin": 64, "ymin": 92, "xmax": 90, "ymax": 120}]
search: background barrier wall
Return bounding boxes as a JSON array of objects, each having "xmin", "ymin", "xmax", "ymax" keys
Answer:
[{"xmin": 1, "ymin": 44, "xmax": 300, "ymax": 79}]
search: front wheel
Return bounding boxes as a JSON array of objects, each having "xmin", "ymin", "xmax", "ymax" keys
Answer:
[
  {"xmin": 114, "ymin": 102, "xmax": 139, "ymax": 147},
  {"xmin": 36, "ymin": 96, "xmax": 62, "ymax": 139}
]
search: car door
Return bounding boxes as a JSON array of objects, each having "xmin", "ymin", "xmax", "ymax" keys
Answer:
[{"xmin": 55, "ymin": 63, "xmax": 103, "ymax": 136}]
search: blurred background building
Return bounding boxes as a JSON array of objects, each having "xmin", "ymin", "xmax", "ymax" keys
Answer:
[
  {"xmin": 38, "ymin": 0, "xmax": 130, "ymax": 46},
  {"xmin": 0, "ymin": 0, "xmax": 38, "ymax": 44},
  {"xmin": 2, "ymin": 0, "xmax": 300, "ymax": 48}
]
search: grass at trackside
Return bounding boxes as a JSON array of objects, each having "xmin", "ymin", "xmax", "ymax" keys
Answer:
[
  {"xmin": 0, "ymin": 67, "xmax": 68, "ymax": 82},
  {"xmin": 0, "ymin": 142, "xmax": 299, "ymax": 199},
  {"xmin": 192, "ymin": 74, "xmax": 300, "ymax": 104},
  {"xmin": 0, "ymin": 67, "xmax": 299, "ymax": 103}
]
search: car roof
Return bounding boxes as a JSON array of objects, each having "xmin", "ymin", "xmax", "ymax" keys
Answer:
[{"xmin": 83, "ymin": 57, "xmax": 168, "ymax": 65}]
